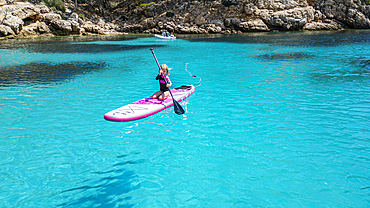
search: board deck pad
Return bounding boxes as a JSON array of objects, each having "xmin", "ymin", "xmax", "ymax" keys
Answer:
[{"xmin": 104, "ymin": 85, "xmax": 195, "ymax": 122}]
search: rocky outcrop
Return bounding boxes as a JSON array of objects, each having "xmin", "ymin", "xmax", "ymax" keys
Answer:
[
  {"xmin": 314, "ymin": 0, "xmax": 370, "ymax": 28},
  {"xmin": 0, "ymin": 24, "xmax": 15, "ymax": 36},
  {"xmin": 131, "ymin": 0, "xmax": 369, "ymax": 34},
  {"xmin": 2, "ymin": 14, "xmax": 23, "ymax": 34},
  {"xmin": 0, "ymin": 0, "xmax": 369, "ymax": 39},
  {"xmin": 0, "ymin": 1, "xmax": 122, "ymax": 38}
]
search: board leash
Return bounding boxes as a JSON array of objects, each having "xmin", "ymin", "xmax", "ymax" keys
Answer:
[{"xmin": 185, "ymin": 63, "xmax": 202, "ymax": 87}]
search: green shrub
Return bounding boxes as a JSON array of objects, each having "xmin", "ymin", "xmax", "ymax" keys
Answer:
[
  {"xmin": 137, "ymin": 2, "xmax": 155, "ymax": 8},
  {"xmin": 166, "ymin": 11, "xmax": 174, "ymax": 17},
  {"xmin": 79, "ymin": 14, "xmax": 85, "ymax": 20},
  {"xmin": 42, "ymin": 0, "xmax": 66, "ymax": 12},
  {"xmin": 56, "ymin": 3, "xmax": 66, "ymax": 12}
]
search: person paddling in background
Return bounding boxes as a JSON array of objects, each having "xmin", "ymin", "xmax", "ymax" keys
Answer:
[{"xmin": 152, "ymin": 64, "xmax": 172, "ymax": 100}]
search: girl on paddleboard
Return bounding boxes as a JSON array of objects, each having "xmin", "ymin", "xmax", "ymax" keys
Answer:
[{"xmin": 152, "ymin": 64, "xmax": 172, "ymax": 100}]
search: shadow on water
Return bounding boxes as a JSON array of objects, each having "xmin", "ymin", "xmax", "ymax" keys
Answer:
[
  {"xmin": 257, "ymin": 51, "xmax": 316, "ymax": 60},
  {"xmin": 182, "ymin": 30, "xmax": 370, "ymax": 47},
  {"xmin": 59, "ymin": 169, "xmax": 139, "ymax": 208},
  {"xmin": 59, "ymin": 154, "xmax": 144, "ymax": 208},
  {"xmin": 0, "ymin": 61, "xmax": 107, "ymax": 87}
]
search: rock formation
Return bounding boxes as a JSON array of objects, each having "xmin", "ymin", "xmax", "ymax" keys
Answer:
[
  {"xmin": 0, "ymin": 0, "xmax": 369, "ymax": 39},
  {"xmin": 0, "ymin": 0, "xmax": 122, "ymax": 38}
]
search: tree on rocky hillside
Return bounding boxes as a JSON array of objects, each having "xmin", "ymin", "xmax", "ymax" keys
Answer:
[{"xmin": 69, "ymin": 0, "xmax": 78, "ymax": 16}]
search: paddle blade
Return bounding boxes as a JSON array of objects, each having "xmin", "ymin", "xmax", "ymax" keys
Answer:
[{"xmin": 173, "ymin": 100, "xmax": 185, "ymax": 115}]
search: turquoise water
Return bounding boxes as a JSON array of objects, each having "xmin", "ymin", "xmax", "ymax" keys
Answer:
[{"xmin": 1, "ymin": 31, "xmax": 370, "ymax": 207}]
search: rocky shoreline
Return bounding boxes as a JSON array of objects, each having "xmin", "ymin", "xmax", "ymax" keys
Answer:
[{"xmin": 1, "ymin": 0, "xmax": 370, "ymax": 39}]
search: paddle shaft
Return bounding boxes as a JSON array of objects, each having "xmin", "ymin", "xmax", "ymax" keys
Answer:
[{"xmin": 150, "ymin": 48, "xmax": 184, "ymax": 115}]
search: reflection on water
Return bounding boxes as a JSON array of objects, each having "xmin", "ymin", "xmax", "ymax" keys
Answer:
[
  {"xmin": 27, "ymin": 43, "xmax": 163, "ymax": 54},
  {"xmin": 258, "ymin": 52, "xmax": 315, "ymax": 60},
  {"xmin": 0, "ymin": 61, "xmax": 107, "ymax": 87},
  {"xmin": 0, "ymin": 35, "xmax": 139, "ymax": 50},
  {"xmin": 0, "ymin": 35, "xmax": 163, "ymax": 54}
]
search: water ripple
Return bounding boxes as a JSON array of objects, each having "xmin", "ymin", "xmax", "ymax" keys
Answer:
[{"xmin": 258, "ymin": 52, "xmax": 315, "ymax": 60}]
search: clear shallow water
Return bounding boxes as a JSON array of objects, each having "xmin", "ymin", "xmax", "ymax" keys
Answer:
[{"xmin": 0, "ymin": 31, "xmax": 370, "ymax": 207}]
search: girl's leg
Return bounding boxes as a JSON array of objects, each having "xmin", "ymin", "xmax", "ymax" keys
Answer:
[
  {"xmin": 152, "ymin": 91, "xmax": 163, "ymax": 99},
  {"xmin": 163, "ymin": 91, "xmax": 170, "ymax": 99},
  {"xmin": 158, "ymin": 91, "xmax": 170, "ymax": 100}
]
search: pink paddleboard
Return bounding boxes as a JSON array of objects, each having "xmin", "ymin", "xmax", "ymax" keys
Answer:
[{"xmin": 104, "ymin": 85, "xmax": 195, "ymax": 122}]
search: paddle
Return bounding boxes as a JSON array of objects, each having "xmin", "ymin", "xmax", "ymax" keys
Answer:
[{"xmin": 150, "ymin": 48, "xmax": 185, "ymax": 115}]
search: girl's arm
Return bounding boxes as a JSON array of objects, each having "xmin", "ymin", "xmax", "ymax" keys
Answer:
[
  {"xmin": 165, "ymin": 76, "xmax": 172, "ymax": 87},
  {"xmin": 156, "ymin": 69, "xmax": 164, "ymax": 80}
]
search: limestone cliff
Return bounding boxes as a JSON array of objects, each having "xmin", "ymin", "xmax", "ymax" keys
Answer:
[{"xmin": 0, "ymin": 0, "xmax": 369, "ymax": 39}]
